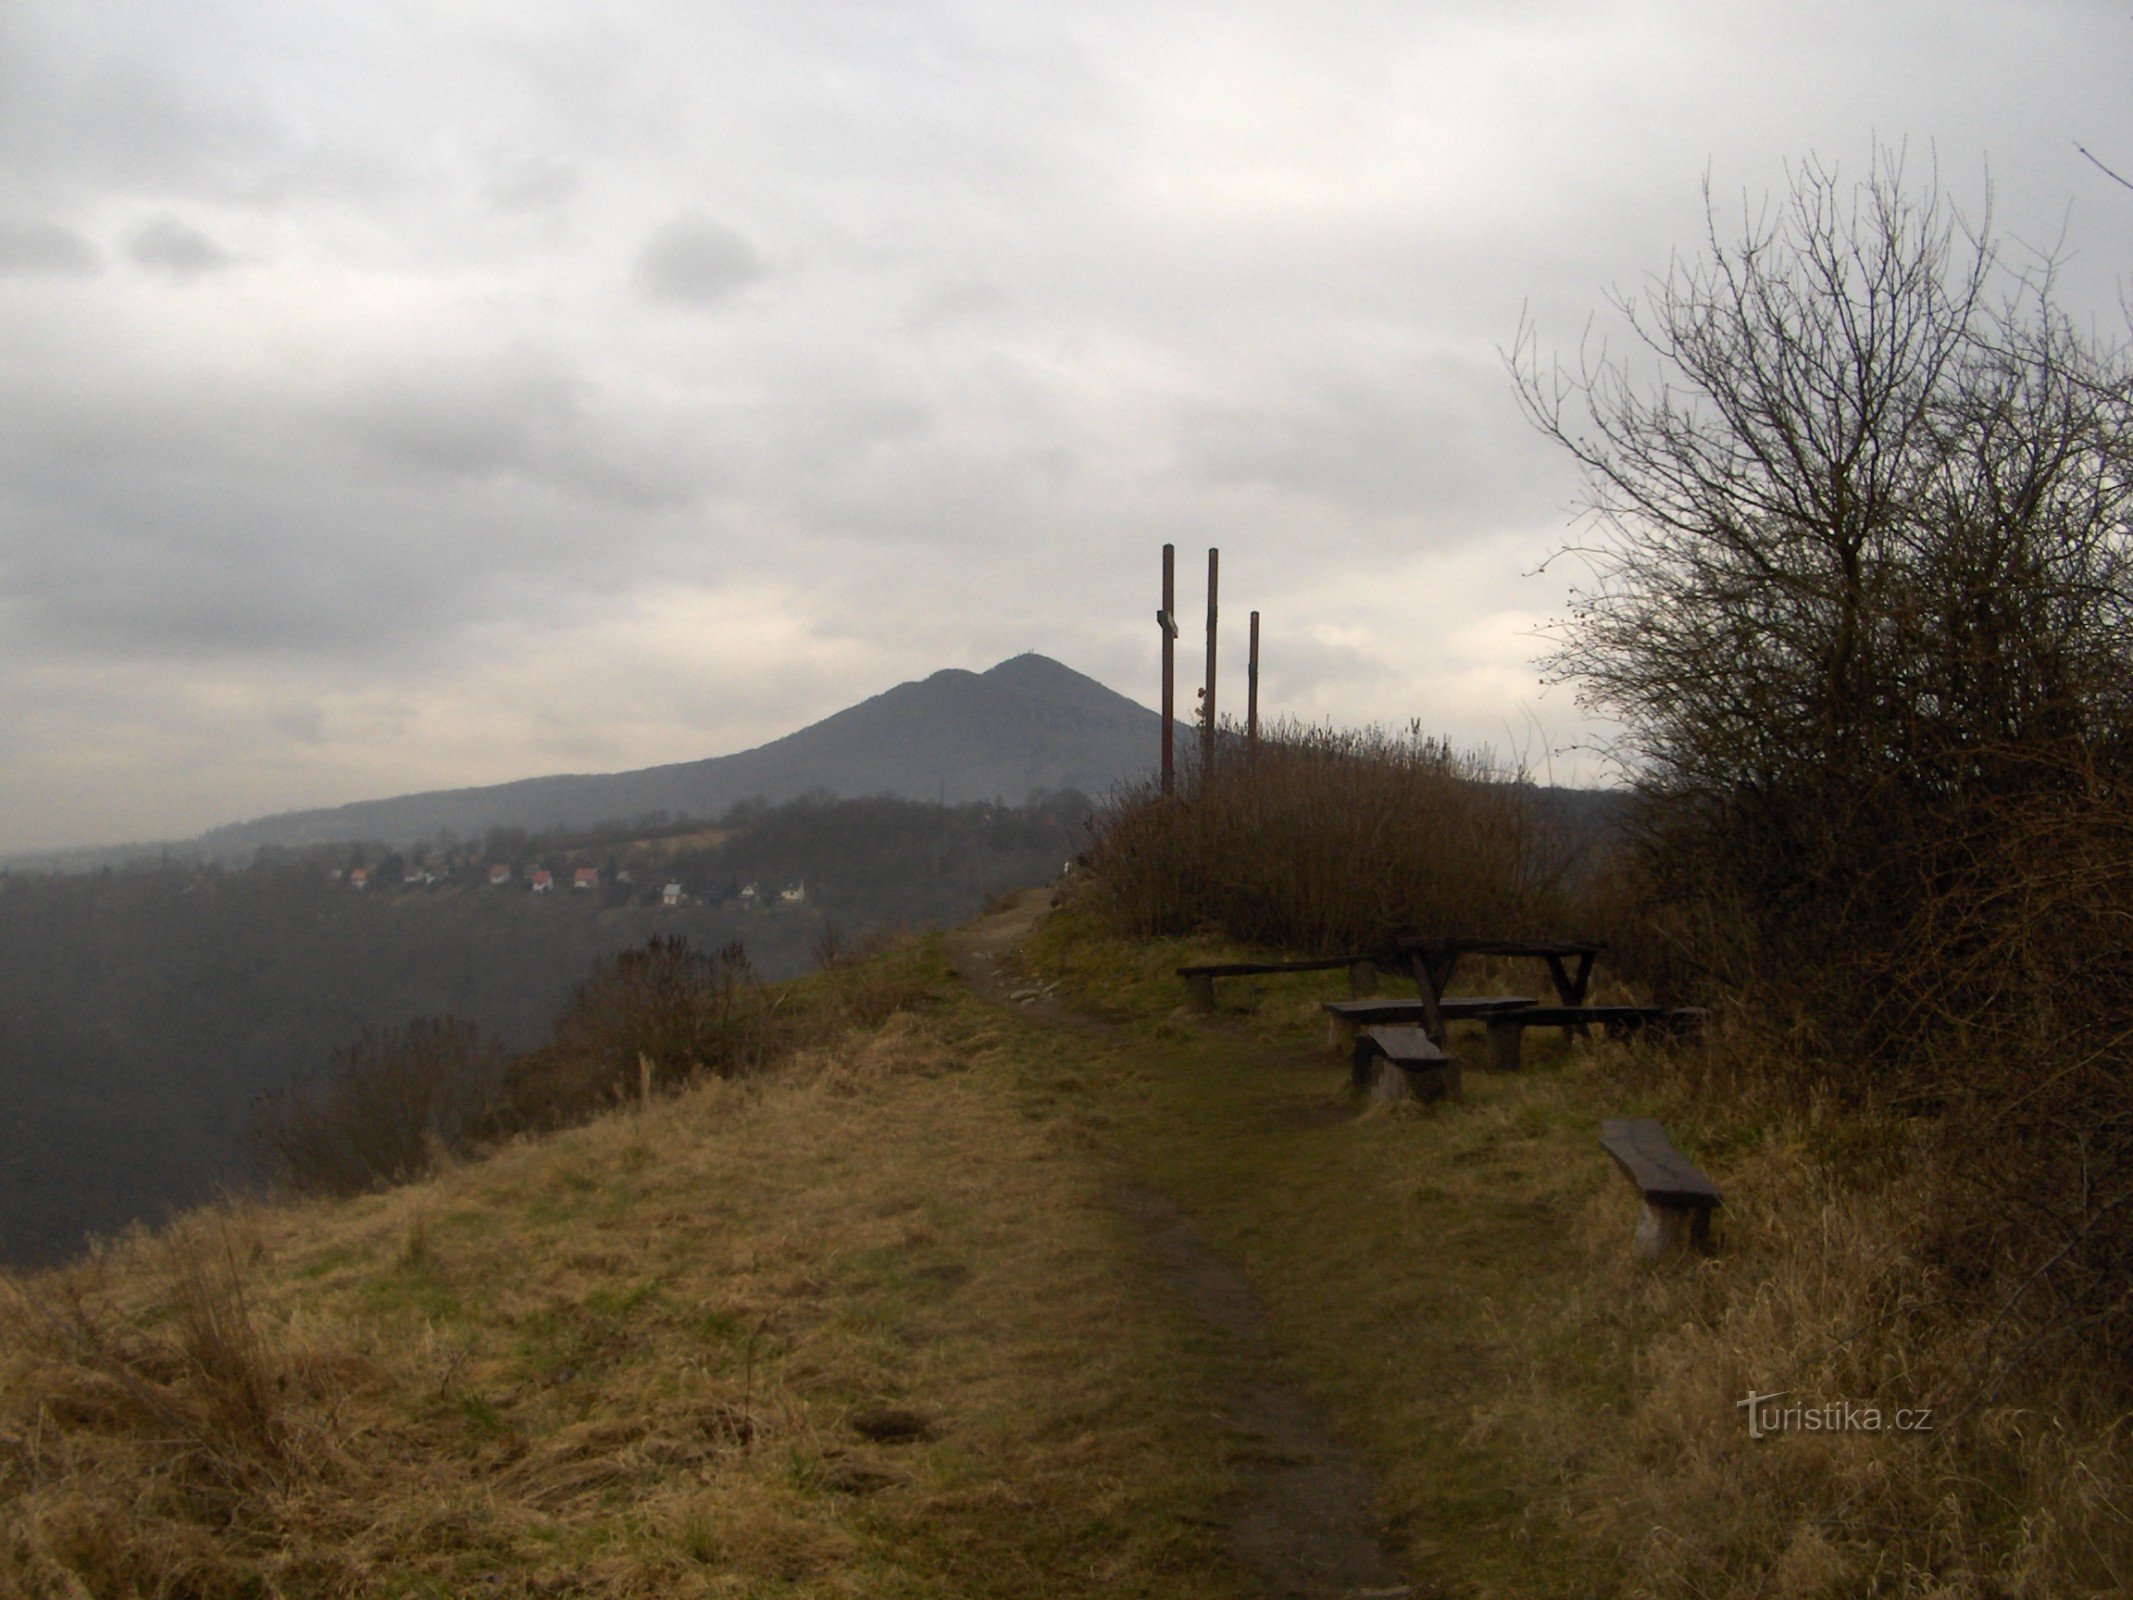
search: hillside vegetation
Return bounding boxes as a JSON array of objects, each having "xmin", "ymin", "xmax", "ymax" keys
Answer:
[
  {"xmin": 13, "ymin": 856, "xmax": 2127, "ymax": 1596},
  {"xmin": 0, "ymin": 793, "xmax": 1081, "ymax": 1267}
]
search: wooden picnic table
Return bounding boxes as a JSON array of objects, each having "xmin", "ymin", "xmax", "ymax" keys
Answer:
[{"xmin": 1392, "ymin": 937, "xmax": 1602, "ymax": 1043}]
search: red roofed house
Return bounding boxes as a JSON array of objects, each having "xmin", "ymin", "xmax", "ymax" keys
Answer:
[
  {"xmin": 530, "ymin": 869, "xmax": 554, "ymax": 893},
  {"xmin": 572, "ymin": 867, "xmax": 600, "ymax": 891}
]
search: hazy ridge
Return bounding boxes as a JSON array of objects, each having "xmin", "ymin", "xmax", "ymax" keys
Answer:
[{"xmin": 99, "ymin": 654, "xmax": 1157, "ymax": 867}]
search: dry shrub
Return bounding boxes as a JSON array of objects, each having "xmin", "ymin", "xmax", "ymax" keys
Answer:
[
  {"xmin": 250, "ymin": 1015, "xmax": 506, "ymax": 1197},
  {"xmin": 161, "ymin": 1222, "xmax": 284, "ymax": 1469},
  {"xmin": 1, "ymin": 1216, "xmax": 298, "ymax": 1581},
  {"xmin": 494, "ymin": 935, "xmax": 768, "ymax": 1133},
  {"xmin": 1079, "ymin": 721, "xmax": 1580, "ymax": 953},
  {"xmin": 1857, "ymin": 774, "xmax": 2133, "ymax": 1399}
]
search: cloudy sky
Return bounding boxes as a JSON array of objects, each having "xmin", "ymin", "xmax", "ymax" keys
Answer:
[{"xmin": 3, "ymin": 2, "xmax": 2129, "ymax": 851}]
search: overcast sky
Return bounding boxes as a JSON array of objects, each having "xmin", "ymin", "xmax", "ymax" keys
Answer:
[{"xmin": 3, "ymin": 2, "xmax": 2129, "ymax": 851}]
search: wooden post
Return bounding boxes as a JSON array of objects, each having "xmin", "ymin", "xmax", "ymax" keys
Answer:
[
  {"xmin": 1160, "ymin": 544, "xmax": 1176, "ymax": 798},
  {"xmin": 1202, "ymin": 548, "xmax": 1218, "ymax": 786},
  {"xmin": 1247, "ymin": 609, "xmax": 1260, "ymax": 759}
]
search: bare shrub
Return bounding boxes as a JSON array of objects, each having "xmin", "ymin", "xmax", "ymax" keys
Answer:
[
  {"xmin": 495, "ymin": 936, "xmax": 766, "ymax": 1132},
  {"xmin": 1515, "ymin": 146, "xmax": 2133, "ymax": 1381},
  {"xmin": 1512, "ymin": 149, "xmax": 2133, "ymax": 1036},
  {"xmin": 3, "ymin": 1218, "xmax": 290, "ymax": 1520},
  {"xmin": 1080, "ymin": 720, "xmax": 1577, "ymax": 953},
  {"xmin": 249, "ymin": 1017, "xmax": 506, "ymax": 1197},
  {"xmin": 160, "ymin": 1222, "xmax": 284, "ymax": 1469}
]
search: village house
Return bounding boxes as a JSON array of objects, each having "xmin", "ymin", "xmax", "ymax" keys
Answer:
[
  {"xmin": 530, "ymin": 869, "xmax": 554, "ymax": 893},
  {"xmin": 487, "ymin": 864, "xmax": 511, "ymax": 887},
  {"xmin": 572, "ymin": 867, "xmax": 600, "ymax": 891},
  {"xmin": 778, "ymin": 881, "xmax": 807, "ymax": 905},
  {"xmin": 738, "ymin": 883, "xmax": 759, "ymax": 907},
  {"xmin": 662, "ymin": 881, "xmax": 685, "ymax": 907},
  {"xmin": 347, "ymin": 867, "xmax": 369, "ymax": 890}
]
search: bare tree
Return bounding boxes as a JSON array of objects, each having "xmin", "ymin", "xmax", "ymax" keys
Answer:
[
  {"xmin": 1514, "ymin": 150, "xmax": 2133, "ymax": 1377},
  {"xmin": 1511, "ymin": 149, "xmax": 2133, "ymax": 1016}
]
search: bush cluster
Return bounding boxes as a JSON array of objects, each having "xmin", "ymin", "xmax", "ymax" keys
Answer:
[
  {"xmin": 1078, "ymin": 721, "xmax": 1579, "ymax": 955},
  {"xmin": 491, "ymin": 937, "xmax": 767, "ymax": 1134},
  {"xmin": 248, "ymin": 1017, "xmax": 504, "ymax": 1198},
  {"xmin": 249, "ymin": 936, "xmax": 771, "ymax": 1195}
]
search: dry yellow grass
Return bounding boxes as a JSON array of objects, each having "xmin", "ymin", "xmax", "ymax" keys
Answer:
[
  {"xmin": 13, "ymin": 900, "xmax": 2131, "ymax": 1598},
  {"xmin": 0, "ymin": 972, "xmax": 1242, "ymax": 1598},
  {"xmin": 1021, "ymin": 895, "xmax": 2133, "ymax": 1598}
]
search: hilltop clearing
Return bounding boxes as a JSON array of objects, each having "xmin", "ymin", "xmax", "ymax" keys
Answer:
[{"xmin": 7, "ymin": 889, "xmax": 2123, "ymax": 1596}]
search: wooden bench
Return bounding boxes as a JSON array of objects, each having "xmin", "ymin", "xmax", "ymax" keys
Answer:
[
  {"xmin": 1352, "ymin": 1025, "xmax": 1459, "ymax": 1103},
  {"xmin": 1321, "ymin": 996, "xmax": 1537, "ymax": 1053},
  {"xmin": 1484, "ymin": 1005, "xmax": 1707, "ymax": 1072},
  {"xmin": 1178, "ymin": 955, "xmax": 1383, "ymax": 1013},
  {"xmin": 1599, "ymin": 1116, "xmax": 1721, "ymax": 1260}
]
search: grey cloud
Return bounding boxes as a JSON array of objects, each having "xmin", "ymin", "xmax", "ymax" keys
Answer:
[
  {"xmin": 1174, "ymin": 355, "xmax": 1544, "ymax": 529},
  {"xmin": 126, "ymin": 216, "xmax": 232, "ymax": 280},
  {"xmin": 350, "ymin": 360, "xmax": 585, "ymax": 481},
  {"xmin": 0, "ymin": 382, "xmax": 670, "ymax": 669},
  {"xmin": 486, "ymin": 157, "xmax": 583, "ymax": 211},
  {"xmin": 907, "ymin": 279, "xmax": 1010, "ymax": 330},
  {"xmin": 0, "ymin": 217, "xmax": 98, "ymax": 276},
  {"xmin": 344, "ymin": 354, "xmax": 714, "ymax": 511},
  {"xmin": 0, "ymin": 11, "xmax": 293, "ymax": 204},
  {"xmin": 635, "ymin": 213, "xmax": 767, "ymax": 306}
]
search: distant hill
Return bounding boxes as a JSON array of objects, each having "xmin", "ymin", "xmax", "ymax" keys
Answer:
[{"xmin": 163, "ymin": 654, "xmax": 1165, "ymax": 861}]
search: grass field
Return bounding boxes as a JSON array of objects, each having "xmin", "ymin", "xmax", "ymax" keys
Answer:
[{"xmin": 5, "ymin": 893, "xmax": 2127, "ymax": 1597}]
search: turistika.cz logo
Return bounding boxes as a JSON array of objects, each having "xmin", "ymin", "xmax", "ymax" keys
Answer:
[{"xmin": 1736, "ymin": 1390, "xmax": 1934, "ymax": 1441}]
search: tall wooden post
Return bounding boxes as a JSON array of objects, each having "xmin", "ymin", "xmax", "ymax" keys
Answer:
[
  {"xmin": 1202, "ymin": 548, "xmax": 1219, "ymax": 785},
  {"xmin": 1247, "ymin": 609, "xmax": 1260, "ymax": 759},
  {"xmin": 1159, "ymin": 544, "xmax": 1176, "ymax": 797}
]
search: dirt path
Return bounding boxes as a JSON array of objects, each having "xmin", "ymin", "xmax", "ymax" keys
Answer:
[{"xmin": 945, "ymin": 889, "xmax": 1412, "ymax": 1600}]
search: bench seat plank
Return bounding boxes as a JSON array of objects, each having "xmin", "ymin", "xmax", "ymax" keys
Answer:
[
  {"xmin": 1353, "ymin": 1025, "xmax": 1458, "ymax": 1102},
  {"xmin": 1599, "ymin": 1116, "xmax": 1722, "ymax": 1209},
  {"xmin": 1179, "ymin": 954, "xmax": 1384, "ymax": 1012},
  {"xmin": 1322, "ymin": 997, "xmax": 1537, "ymax": 1023},
  {"xmin": 1355, "ymin": 1025, "xmax": 1447, "ymax": 1065},
  {"xmin": 1322, "ymin": 996, "xmax": 1537, "ymax": 1051},
  {"xmin": 1178, "ymin": 957, "xmax": 1379, "ymax": 978}
]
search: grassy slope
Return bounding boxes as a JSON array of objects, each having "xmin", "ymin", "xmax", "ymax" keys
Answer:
[
  {"xmin": 8, "ymin": 896, "xmax": 2122, "ymax": 1597},
  {"xmin": 2, "ymin": 942, "xmax": 1240, "ymax": 1599}
]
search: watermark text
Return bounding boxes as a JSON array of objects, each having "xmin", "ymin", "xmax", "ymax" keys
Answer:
[{"xmin": 1737, "ymin": 1390, "xmax": 1934, "ymax": 1440}]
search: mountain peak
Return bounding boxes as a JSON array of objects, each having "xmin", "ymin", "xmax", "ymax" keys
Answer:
[
  {"xmin": 980, "ymin": 652, "xmax": 1086, "ymax": 691},
  {"xmin": 179, "ymin": 655, "xmax": 1160, "ymax": 857}
]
